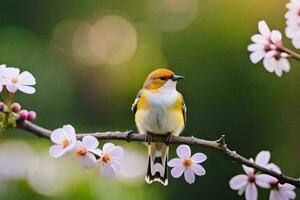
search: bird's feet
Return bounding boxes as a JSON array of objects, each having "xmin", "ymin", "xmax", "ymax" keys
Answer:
[
  {"xmin": 124, "ymin": 130, "xmax": 134, "ymax": 142},
  {"xmin": 145, "ymin": 132, "xmax": 153, "ymax": 145},
  {"xmin": 165, "ymin": 132, "xmax": 172, "ymax": 145}
]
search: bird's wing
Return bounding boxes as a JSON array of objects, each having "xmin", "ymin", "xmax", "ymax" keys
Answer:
[
  {"xmin": 180, "ymin": 94, "xmax": 187, "ymax": 123},
  {"xmin": 131, "ymin": 89, "xmax": 143, "ymax": 115}
]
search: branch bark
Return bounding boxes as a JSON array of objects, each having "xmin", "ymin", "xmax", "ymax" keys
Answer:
[{"xmin": 17, "ymin": 120, "xmax": 300, "ymax": 188}]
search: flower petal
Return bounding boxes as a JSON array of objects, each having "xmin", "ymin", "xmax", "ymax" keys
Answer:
[
  {"xmin": 274, "ymin": 65, "xmax": 283, "ymax": 77},
  {"xmin": 170, "ymin": 166, "xmax": 184, "ymax": 178},
  {"xmin": 191, "ymin": 163, "xmax": 206, "ymax": 176},
  {"xmin": 263, "ymin": 57, "xmax": 276, "ymax": 73},
  {"xmin": 63, "ymin": 125, "xmax": 76, "ymax": 143},
  {"xmin": 49, "ymin": 145, "xmax": 66, "ymax": 158},
  {"xmin": 280, "ymin": 183, "xmax": 295, "ymax": 191},
  {"xmin": 292, "ymin": 36, "xmax": 300, "ymax": 49},
  {"xmin": 245, "ymin": 183, "xmax": 258, "ymax": 200},
  {"xmin": 90, "ymin": 148, "xmax": 103, "ymax": 156},
  {"xmin": 247, "ymin": 44, "xmax": 264, "ymax": 52},
  {"xmin": 100, "ymin": 163, "xmax": 116, "ymax": 179},
  {"xmin": 255, "ymin": 174, "xmax": 276, "ymax": 189},
  {"xmin": 191, "ymin": 153, "xmax": 207, "ymax": 163},
  {"xmin": 80, "ymin": 152, "xmax": 97, "ymax": 169},
  {"xmin": 50, "ymin": 128, "xmax": 65, "ymax": 144},
  {"xmin": 82, "ymin": 135, "xmax": 99, "ymax": 150},
  {"xmin": 5, "ymin": 67, "xmax": 20, "ymax": 79},
  {"xmin": 176, "ymin": 145, "xmax": 191, "ymax": 159},
  {"xmin": 251, "ymin": 34, "xmax": 268, "ymax": 44},
  {"xmin": 278, "ymin": 58, "xmax": 290, "ymax": 72},
  {"xmin": 229, "ymin": 174, "xmax": 248, "ymax": 190},
  {"xmin": 266, "ymin": 163, "xmax": 281, "ymax": 174},
  {"xmin": 6, "ymin": 84, "xmax": 17, "ymax": 93},
  {"xmin": 110, "ymin": 160, "xmax": 121, "ymax": 172},
  {"xmin": 102, "ymin": 143, "xmax": 115, "ymax": 154},
  {"xmin": 270, "ymin": 30, "xmax": 282, "ymax": 44},
  {"xmin": 255, "ymin": 151, "xmax": 270, "ymax": 167},
  {"xmin": 168, "ymin": 158, "xmax": 182, "ymax": 167},
  {"xmin": 242, "ymin": 165, "xmax": 254, "ymax": 175},
  {"xmin": 16, "ymin": 85, "xmax": 36, "ymax": 94},
  {"xmin": 283, "ymin": 190, "xmax": 296, "ymax": 199},
  {"xmin": 258, "ymin": 20, "xmax": 271, "ymax": 38},
  {"xmin": 269, "ymin": 190, "xmax": 279, "ymax": 200},
  {"xmin": 109, "ymin": 146, "xmax": 124, "ymax": 159},
  {"xmin": 184, "ymin": 168, "xmax": 195, "ymax": 184},
  {"xmin": 250, "ymin": 51, "xmax": 265, "ymax": 64},
  {"xmin": 18, "ymin": 71, "xmax": 36, "ymax": 85}
]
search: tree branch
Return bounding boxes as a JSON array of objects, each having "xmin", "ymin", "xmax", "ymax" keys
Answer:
[{"xmin": 17, "ymin": 120, "xmax": 300, "ymax": 188}]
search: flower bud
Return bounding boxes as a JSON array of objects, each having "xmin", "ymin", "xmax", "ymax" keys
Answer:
[
  {"xmin": 19, "ymin": 110, "xmax": 28, "ymax": 121},
  {"xmin": 27, "ymin": 111, "xmax": 37, "ymax": 121},
  {"xmin": 12, "ymin": 103, "xmax": 21, "ymax": 112}
]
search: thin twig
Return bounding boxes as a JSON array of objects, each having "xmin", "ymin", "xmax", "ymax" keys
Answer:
[
  {"xmin": 281, "ymin": 46, "xmax": 300, "ymax": 61},
  {"xmin": 17, "ymin": 120, "xmax": 300, "ymax": 188}
]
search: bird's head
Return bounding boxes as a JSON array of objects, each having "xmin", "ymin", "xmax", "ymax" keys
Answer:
[{"xmin": 143, "ymin": 68, "xmax": 184, "ymax": 91}]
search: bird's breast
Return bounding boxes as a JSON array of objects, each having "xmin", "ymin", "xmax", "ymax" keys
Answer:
[{"xmin": 135, "ymin": 90, "xmax": 184, "ymax": 135}]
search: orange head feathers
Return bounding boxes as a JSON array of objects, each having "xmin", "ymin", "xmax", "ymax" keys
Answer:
[{"xmin": 143, "ymin": 68, "xmax": 184, "ymax": 90}]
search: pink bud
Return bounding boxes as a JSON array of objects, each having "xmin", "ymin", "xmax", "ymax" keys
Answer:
[
  {"xmin": 12, "ymin": 103, "xmax": 21, "ymax": 112},
  {"xmin": 19, "ymin": 110, "xmax": 28, "ymax": 121},
  {"xmin": 27, "ymin": 111, "xmax": 37, "ymax": 121}
]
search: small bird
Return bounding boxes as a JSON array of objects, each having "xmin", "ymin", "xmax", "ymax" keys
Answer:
[{"xmin": 132, "ymin": 68, "xmax": 186, "ymax": 186}]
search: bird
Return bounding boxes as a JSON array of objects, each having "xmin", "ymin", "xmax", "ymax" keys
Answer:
[{"xmin": 131, "ymin": 68, "xmax": 186, "ymax": 186}]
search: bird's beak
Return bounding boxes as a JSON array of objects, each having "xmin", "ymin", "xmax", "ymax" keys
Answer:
[{"xmin": 172, "ymin": 75, "xmax": 185, "ymax": 81}]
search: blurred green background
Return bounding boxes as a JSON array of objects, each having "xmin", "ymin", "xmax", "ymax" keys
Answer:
[{"xmin": 0, "ymin": 0, "xmax": 299, "ymax": 199}]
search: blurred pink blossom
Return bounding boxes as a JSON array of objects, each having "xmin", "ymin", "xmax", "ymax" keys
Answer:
[
  {"xmin": 95, "ymin": 143, "xmax": 124, "ymax": 179},
  {"xmin": 248, "ymin": 20, "xmax": 290, "ymax": 77}
]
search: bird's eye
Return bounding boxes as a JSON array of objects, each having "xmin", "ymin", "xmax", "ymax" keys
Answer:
[{"xmin": 160, "ymin": 77, "xmax": 167, "ymax": 81}]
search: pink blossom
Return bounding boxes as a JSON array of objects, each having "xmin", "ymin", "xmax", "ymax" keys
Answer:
[
  {"xmin": 95, "ymin": 143, "xmax": 124, "ymax": 179},
  {"xmin": 230, "ymin": 162, "xmax": 276, "ymax": 200},
  {"xmin": 167, "ymin": 145, "xmax": 207, "ymax": 184},
  {"xmin": 248, "ymin": 20, "xmax": 290, "ymax": 77},
  {"xmin": 73, "ymin": 136, "xmax": 99, "ymax": 169},
  {"xmin": 3, "ymin": 67, "xmax": 36, "ymax": 94},
  {"xmin": 285, "ymin": 0, "xmax": 300, "ymax": 48},
  {"xmin": 49, "ymin": 125, "xmax": 77, "ymax": 158},
  {"xmin": 270, "ymin": 181, "xmax": 296, "ymax": 200}
]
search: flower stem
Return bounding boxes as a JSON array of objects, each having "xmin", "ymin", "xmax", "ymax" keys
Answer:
[
  {"xmin": 3, "ymin": 92, "xmax": 13, "ymax": 127},
  {"xmin": 280, "ymin": 46, "xmax": 300, "ymax": 61}
]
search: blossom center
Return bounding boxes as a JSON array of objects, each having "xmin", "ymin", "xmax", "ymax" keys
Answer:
[
  {"xmin": 102, "ymin": 154, "xmax": 111, "ymax": 163},
  {"xmin": 76, "ymin": 147, "xmax": 87, "ymax": 156},
  {"xmin": 11, "ymin": 78, "xmax": 18, "ymax": 84},
  {"xmin": 248, "ymin": 174, "xmax": 256, "ymax": 183},
  {"xmin": 183, "ymin": 158, "xmax": 193, "ymax": 167},
  {"xmin": 62, "ymin": 138, "xmax": 70, "ymax": 148},
  {"xmin": 270, "ymin": 180, "xmax": 279, "ymax": 190}
]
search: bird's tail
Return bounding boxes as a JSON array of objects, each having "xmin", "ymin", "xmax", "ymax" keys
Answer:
[{"xmin": 145, "ymin": 142, "xmax": 168, "ymax": 186}]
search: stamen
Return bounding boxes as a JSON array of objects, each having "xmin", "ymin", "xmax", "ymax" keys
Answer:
[
  {"xmin": 102, "ymin": 154, "xmax": 111, "ymax": 163},
  {"xmin": 183, "ymin": 158, "xmax": 193, "ymax": 167},
  {"xmin": 62, "ymin": 138, "xmax": 70, "ymax": 148},
  {"xmin": 12, "ymin": 78, "xmax": 18, "ymax": 84},
  {"xmin": 76, "ymin": 147, "xmax": 87, "ymax": 156}
]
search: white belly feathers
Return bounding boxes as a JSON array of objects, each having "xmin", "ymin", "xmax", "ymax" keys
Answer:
[{"xmin": 139, "ymin": 89, "xmax": 179, "ymax": 135}]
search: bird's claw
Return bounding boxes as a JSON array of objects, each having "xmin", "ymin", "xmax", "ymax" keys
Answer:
[
  {"xmin": 165, "ymin": 133, "xmax": 172, "ymax": 145},
  {"xmin": 124, "ymin": 130, "xmax": 134, "ymax": 142},
  {"xmin": 145, "ymin": 132, "xmax": 153, "ymax": 145}
]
